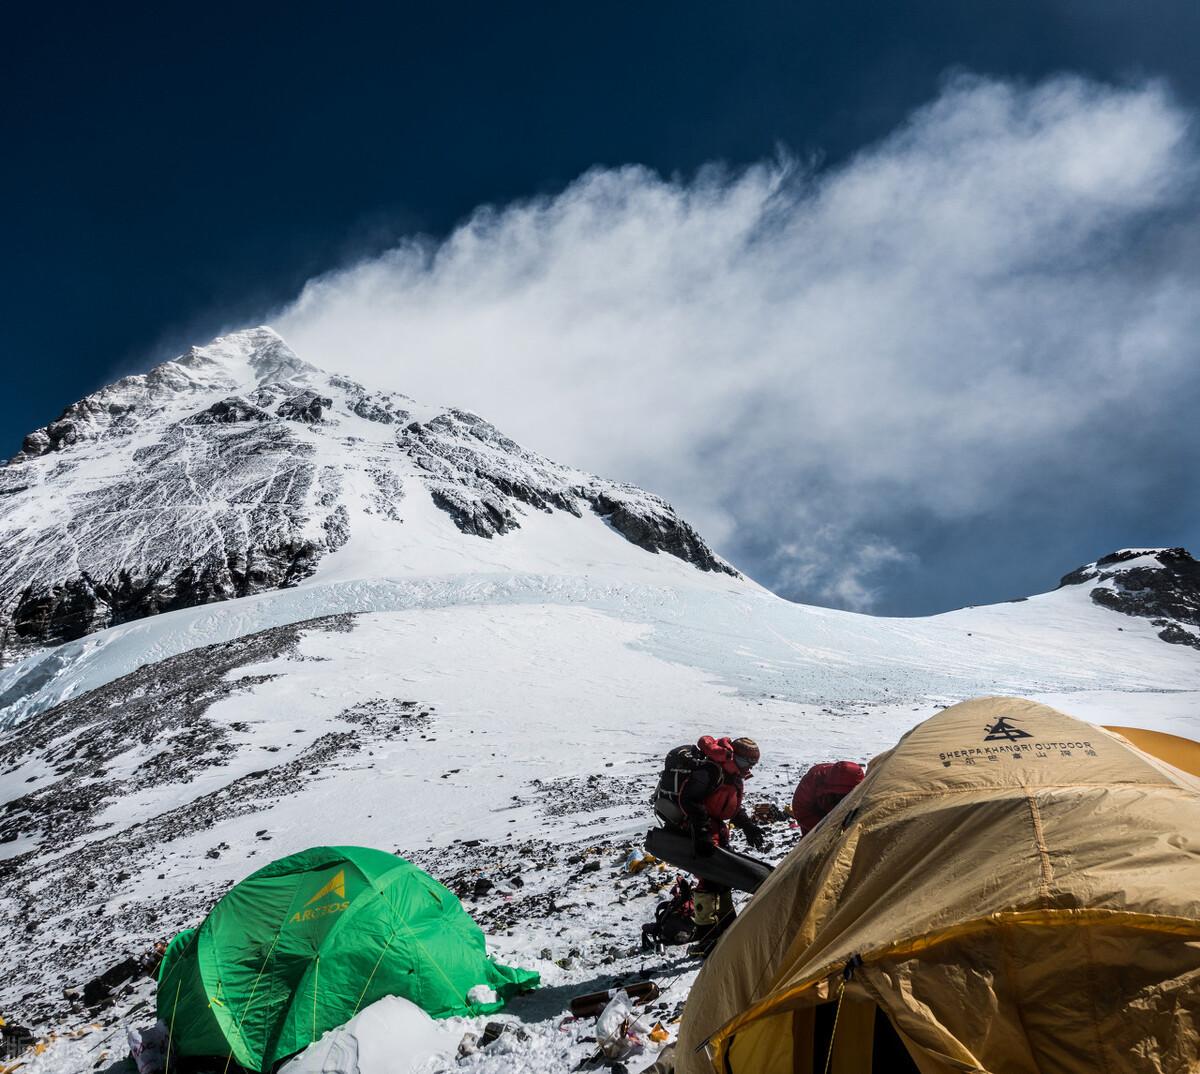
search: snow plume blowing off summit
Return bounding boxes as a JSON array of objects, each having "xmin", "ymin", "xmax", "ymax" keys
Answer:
[{"xmin": 277, "ymin": 75, "xmax": 1200, "ymax": 614}]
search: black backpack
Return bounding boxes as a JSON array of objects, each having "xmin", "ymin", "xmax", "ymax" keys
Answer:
[
  {"xmin": 653, "ymin": 743, "xmax": 716, "ymax": 826},
  {"xmin": 641, "ymin": 875, "xmax": 696, "ymax": 951}
]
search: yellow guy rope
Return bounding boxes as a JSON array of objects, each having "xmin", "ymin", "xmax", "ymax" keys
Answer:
[
  {"xmin": 164, "ymin": 977, "xmax": 183, "ymax": 1074},
  {"xmin": 352, "ymin": 929, "xmax": 399, "ymax": 1017},
  {"xmin": 222, "ymin": 929, "xmax": 283, "ymax": 1074},
  {"xmin": 312, "ymin": 958, "xmax": 321, "ymax": 1041},
  {"xmin": 822, "ymin": 976, "xmax": 848, "ymax": 1074}
]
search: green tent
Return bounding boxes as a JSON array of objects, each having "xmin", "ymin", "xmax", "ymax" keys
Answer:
[{"xmin": 156, "ymin": 845, "xmax": 538, "ymax": 1072}]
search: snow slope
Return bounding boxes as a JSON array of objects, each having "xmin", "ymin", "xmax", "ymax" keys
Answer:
[
  {"xmin": 1, "ymin": 560, "xmax": 1196, "ymax": 1071},
  {"xmin": 0, "ymin": 330, "xmax": 1197, "ymax": 1073}
]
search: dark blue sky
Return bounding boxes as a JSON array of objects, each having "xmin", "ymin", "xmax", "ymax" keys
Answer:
[{"xmin": 4, "ymin": 2, "xmax": 1199, "ymax": 612}]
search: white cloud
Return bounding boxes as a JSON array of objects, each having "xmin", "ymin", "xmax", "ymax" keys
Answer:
[{"xmin": 277, "ymin": 74, "xmax": 1200, "ymax": 609}]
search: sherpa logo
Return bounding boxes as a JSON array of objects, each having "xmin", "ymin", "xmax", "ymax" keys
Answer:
[
  {"xmin": 939, "ymin": 716, "xmax": 1098, "ymax": 768},
  {"xmin": 983, "ymin": 716, "xmax": 1032, "ymax": 742},
  {"xmin": 290, "ymin": 870, "xmax": 350, "ymax": 925}
]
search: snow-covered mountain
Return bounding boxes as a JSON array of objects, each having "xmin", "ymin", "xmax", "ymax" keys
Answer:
[
  {"xmin": 0, "ymin": 327, "xmax": 732, "ymax": 665},
  {"xmin": 1, "ymin": 329, "xmax": 1197, "ymax": 1073}
]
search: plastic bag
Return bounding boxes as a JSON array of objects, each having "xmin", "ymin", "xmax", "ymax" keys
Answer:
[
  {"xmin": 595, "ymin": 989, "xmax": 651, "ymax": 1060},
  {"xmin": 126, "ymin": 1020, "xmax": 169, "ymax": 1074}
]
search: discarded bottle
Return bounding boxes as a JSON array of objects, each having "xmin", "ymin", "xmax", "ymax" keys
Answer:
[{"xmin": 569, "ymin": 980, "xmax": 661, "ymax": 1018}]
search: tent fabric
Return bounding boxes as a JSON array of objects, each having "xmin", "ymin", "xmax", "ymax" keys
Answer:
[
  {"xmin": 1103, "ymin": 724, "xmax": 1200, "ymax": 778},
  {"xmin": 677, "ymin": 697, "xmax": 1200, "ymax": 1074},
  {"xmin": 156, "ymin": 846, "xmax": 538, "ymax": 1072}
]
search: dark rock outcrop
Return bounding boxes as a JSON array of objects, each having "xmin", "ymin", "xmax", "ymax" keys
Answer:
[
  {"xmin": 6, "ymin": 541, "xmax": 326, "ymax": 651},
  {"xmin": 186, "ymin": 396, "xmax": 273, "ymax": 424},
  {"xmin": 276, "ymin": 389, "xmax": 333, "ymax": 424},
  {"xmin": 1059, "ymin": 548, "xmax": 1200, "ymax": 649},
  {"xmin": 400, "ymin": 410, "xmax": 736, "ymax": 574},
  {"xmin": 8, "ymin": 326, "xmax": 311, "ymax": 464},
  {"xmin": 1, "ymin": 410, "xmax": 351, "ymax": 663},
  {"xmin": 589, "ymin": 491, "xmax": 730, "ymax": 572}
]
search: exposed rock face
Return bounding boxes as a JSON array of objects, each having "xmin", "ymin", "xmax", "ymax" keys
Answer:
[
  {"xmin": 275, "ymin": 388, "xmax": 333, "ymax": 424},
  {"xmin": 1059, "ymin": 548, "xmax": 1200, "ymax": 649},
  {"xmin": 1, "ymin": 404, "xmax": 348, "ymax": 660},
  {"xmin": 0, "ymin": 328, "xmax": 735, "ymax": 663},
  {"xmin": 398, "ymin": 408, "xmax": 735, "ymax": 573},
  {"xmin": 186, "ymin": 396, "xmax": 273, "ymax": 424}
]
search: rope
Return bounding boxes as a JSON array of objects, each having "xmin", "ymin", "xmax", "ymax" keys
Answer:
[
  {"xmin": 352, "ymin": 930, "xmax": 398, "ymax": 1017},
  {"xmin": 163, "ymin": 977, "xmax": 182, "ymax": 1074},
  {"xmin": 222, "ymin": 929, "xmax": 283, "ymax": 1074},
  {"xmin": 311, "ymin": 957, "xmax": 321, "ymax": 1041},
  {"xmin": 393, "ymin": 911, "xmax": 465, "ymax": 1001},
  {"xmin": 822, "ymin": 974, "xmax": 849, "ymax": 1074}
]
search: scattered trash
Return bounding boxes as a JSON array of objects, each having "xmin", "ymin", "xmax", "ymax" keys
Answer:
[
  {"xmin": 649, "ymin": 1022, "xmax": 670, "ymax": 1043},
  {"xmin": 480, "ymin": 1021, "xmax": 529, "ymax": 1049},
  {"xmin": 623, "ymin": 848, "xmax": 659, "ymax": 874},
  {"xmin": 595, "ymin": 989, "xmax": 652, "ymax": 1060},
  {"xmin": 138, "ymin": 941, "xmax": 168, "ymax": 979},
  {"xmin": 1, "ymin": 1017, "xmax": 34, "ymax": 1062},
  {"xmin": 574, "ymin": 1056, "xmax": 628, "ymax": 1073},
  {"xmin": 641, "ymin": 876, "xmax": 696, "ymax": 952},
  {"xmin": 126, "ymin": 1020, "xmax": 168, "ymax": 1074},
  {"xmin": 460, "ymin": 1020, "xmax": 530, "ymax": 1058},
  {"xmin": 569, "ymin": 980, "xmax": 661, "ymax": 1019},
  {"xmin": 751, "ymin": 801, "xmax": 787, "ymax": 824}
]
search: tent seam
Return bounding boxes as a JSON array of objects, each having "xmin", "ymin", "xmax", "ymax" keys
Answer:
[{"xmin": 1024, "ymin": 792, "xmax": 1053, "ymax": 901}]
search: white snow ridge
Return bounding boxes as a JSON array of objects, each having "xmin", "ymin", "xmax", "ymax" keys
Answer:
[{"xmin": 0, "ymin": 328, "xmax": 1196, "ymax": 1073}]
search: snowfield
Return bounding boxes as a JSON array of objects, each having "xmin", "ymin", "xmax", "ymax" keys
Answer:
[{"xmin": 0, "ymin": 328, "xmax": 1196, "ymax": 1074}]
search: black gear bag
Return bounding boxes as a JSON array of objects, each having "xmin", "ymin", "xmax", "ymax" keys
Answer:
[{"xmin": 652, "ymin": 743, "xmax": 711, "ymax": 827}]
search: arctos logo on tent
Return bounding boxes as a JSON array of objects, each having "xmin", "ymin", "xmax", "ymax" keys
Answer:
[{"xmin": 290, "ymin": 869, "xmax": 350, "ymax": 924}]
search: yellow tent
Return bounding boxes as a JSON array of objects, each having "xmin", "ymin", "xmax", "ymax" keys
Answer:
[{"xmin": 677, "ymin": 697, "xmax": 1200, "ymax": 1074}]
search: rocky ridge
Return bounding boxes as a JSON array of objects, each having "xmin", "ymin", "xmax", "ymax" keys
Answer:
[{"xmin": 1058, "ymin": 547, "xmax": 1200, "ymax": 649}]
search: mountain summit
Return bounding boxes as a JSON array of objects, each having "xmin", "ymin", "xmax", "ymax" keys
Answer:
[{"xmin": 0, "ymin": 328, "xmax": 734, "ymax": 663}]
